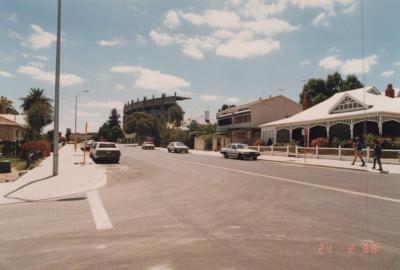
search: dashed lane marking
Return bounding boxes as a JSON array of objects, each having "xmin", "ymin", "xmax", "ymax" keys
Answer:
[{"xmin": 87, "ymin": 190, "xmax": 113, "ymax": 230}]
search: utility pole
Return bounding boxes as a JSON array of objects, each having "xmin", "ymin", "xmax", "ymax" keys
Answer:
[{"xmin": 53, "ymin": 0, "xmax": 61, "ymax": 176}]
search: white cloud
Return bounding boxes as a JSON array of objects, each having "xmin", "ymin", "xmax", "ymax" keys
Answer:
[
  {"xmin": 340, "ymin": 54, "xmax": 378, "ymax": 75},
  {"xmin": 380, "ymin": 70, "xmax": 395, "ymax": 78},
  {"xmin": 97, "ymin": 37, "xmax": 127, "ymax": 47},
  {"xmin": 312, "ymin": 11, "xmax": 335, "ymax": 27},
  {"xmin": 216, "ymin": 38, "xmax": 280, "ymax": 59},
  {"xmin": 232, "ymin": 0, "xmax": 288, "ymax": 19},
  {"xmin": 200, "ymin": 94, "xmax": 219, "ymax": 101},
  {"xmin": 80, "ymin": 101, "xmax": 124, "ymax": 109},
  {"xmin": 328, "ymin": 46, "xmax": 341, "ymax": 54},
  {"xmin": 299, "ymin": 60, "xmax": 311, "ymax": 66},
  {"xmin": 319, "ymin": 54, "xmax": 378, "ymax": 75},
  {"xmin": 179, "ymin": 10, "xmax": 241, "ymax": 29},
  {"xmin": 8, "ymin": 31, "xmax": 24, "ymax": 41},
  {"xmin": 319, "ymin": 55, "xmax": 343, "ymax": 69},
  {"xmin": 163, "ymin": 10, "xmax": 181, "ymax": 29},
  {"xmin": 17, "ymin": 65, "xmax": 83, "ymax": 86},
  {"xmin": 26, "ymin": 24, "xmax": 57, "ymax": 49},
  {"xmin": 0, "ymin": 70, "xmax": 13, "ymax": 77},
  {"xmin": 243, "ymin": 19, "xmax": 298, "ymax": 35},
  {"xmin": 393, "ymin": 61, "xmax": 400, "ymax": 67},
  {"xmin": 110, "ymin": 65, "xmax": 191, "ymax": 92},
  {"xmin": 226, "ymin": 97, "xmax": 240, "ymax": 103},
  {"xmin": 149, "ymin": 30, "xmax": 177, "ymax": 46},
  {"xmin": 29, "ymin": 61, "xmax": 45, "ymax": 68},
  {"xmin": 135, "ymin": 34, "xmax": 146, "ymax": 44},
  {"xmin": 342, "ymin": 3, "xmax": 357, "ymax": 14},
  {"xmin": 115, "ymin": 84, "xmax": 126, "ymax": 91}
]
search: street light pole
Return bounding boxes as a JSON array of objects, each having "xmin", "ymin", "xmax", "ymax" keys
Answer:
[
  {"xmin": 74, "ymin": 90, "xmax": 90, "ymax": 135},
  {"xmin": 53, "ymin": 0, "xmax": 62, "ymax": 176}
]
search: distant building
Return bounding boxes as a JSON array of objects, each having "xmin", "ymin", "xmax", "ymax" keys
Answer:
[
  {"xmin": 0, "ymin": 114, "xmax": 26, "ymax": 141},
  {"xmin": 260, "ymin": 85, "xmax": 400, "ymax": 144},
  {"xmin": 214, "ymin": 95, "xmax": 302, "ymax": 149},
  {"xmin": 123, "ymin": 93, "xmax": 190, "ymax": 122}
]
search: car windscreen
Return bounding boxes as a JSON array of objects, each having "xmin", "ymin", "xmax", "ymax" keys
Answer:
[
  {"xmin": 237, "ymin": 144, "xmax": 248, "ymax": 149},
  {"xmin": 99, "ymin": 144, "xmax": 116, "ymax": 148},
  {"xmin": 176, "ymin": 142, "xmax": 185, "ymax": 146}
]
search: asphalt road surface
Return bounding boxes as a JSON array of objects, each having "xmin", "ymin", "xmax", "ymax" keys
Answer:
[{"xmin": 1, "ymin": 144, "xmax": 400, "ymax": 270}]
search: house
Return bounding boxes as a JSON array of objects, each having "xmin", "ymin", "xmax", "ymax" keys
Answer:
[
  {"xmin": 0, "ymin": 114, "xmax": 26, "ymax": 141},
  {"xmin": 259, "ymin": 84, "xmax": 400, "ymax": 145},
  {"xmin": 213, "ymin": 95, "xmax": 302, "ymax": 150}
]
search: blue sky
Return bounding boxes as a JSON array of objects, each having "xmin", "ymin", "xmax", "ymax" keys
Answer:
[{"xmin": 0, "ymin": 0, "xmax": 399, "ymax": 132}]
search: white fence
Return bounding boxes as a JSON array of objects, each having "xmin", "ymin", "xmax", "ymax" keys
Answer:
[{"xmin": 249, "ymin": 145, "xmax": 400, "ymax": 164}]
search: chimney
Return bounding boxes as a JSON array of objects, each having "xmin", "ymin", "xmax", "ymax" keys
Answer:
[
  {"xmin": 303, "ymin": 94, "xmax": 311, "ymax": 110},
  {"xmin": 385, "ymin": 84, "xmax": 395, "ymax": 98}
]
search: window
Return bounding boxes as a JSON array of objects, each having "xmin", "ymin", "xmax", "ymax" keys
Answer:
[
  {"xmin": 99, "ymin": 143, "xmax": 116, "ymax": 148},
  {"xmin": 331, "ymin": 96, "xmax": 366, "ymax": 114}
]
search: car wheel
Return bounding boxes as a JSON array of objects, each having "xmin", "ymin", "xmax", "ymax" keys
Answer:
[
  {"xmin": 115, "ymin": 158, "xmax": 120, "ymax": 164},
  {"xmin": 174, "ymin": 149, "xmax": 178, "ymax": 153},
  {"xmin": 167, "ymin": 149, "xmax": 171, "ymax": 152},
  {"xmin": 223, "ymin": 153, "xmax": 228, "ymax": 159},
  {"xmin": 252, "ymin": 156, "xmax": 258, "ymax": 160},
  {"xmin": 238, "ymin": 154, "xmax": 243, "ymax": 160}
]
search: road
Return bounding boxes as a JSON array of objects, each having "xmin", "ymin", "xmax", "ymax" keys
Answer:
[{"xmin": 1, "ymin": 144, "xmax": 400, "ymax": 270}]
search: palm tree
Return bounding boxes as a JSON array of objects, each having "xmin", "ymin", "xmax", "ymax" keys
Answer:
[
  {"xmin": 20, "ymin": 88, "xmax": 53, "ymax": 139},
  {"xmin": 20, "ymin": 88, "xmax": 53, "ymax": 112},
  {"xmin": 0, "ymin": 96, "xmax": 18, "ymax": 114}
]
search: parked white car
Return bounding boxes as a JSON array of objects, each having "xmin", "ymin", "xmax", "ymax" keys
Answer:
[
  {"xmin": 167, "ymin": 142, "xmax": 189, "ymax": 153},
  {"xmin": 220, "ymin": 143, "xmax": 260, "ymax": 160},
  {"xmin": 90, "ymin": 142, "xmax": 121, "ymax": 163}
]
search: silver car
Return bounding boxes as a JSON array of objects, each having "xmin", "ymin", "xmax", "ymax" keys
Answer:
[
  {"xmin": 220, "ymin": 143, "xmax": 260, "ymax": 160},
  {"xmin": 167, "ymin": 142, "xmax": 189, "ymax": 153}
]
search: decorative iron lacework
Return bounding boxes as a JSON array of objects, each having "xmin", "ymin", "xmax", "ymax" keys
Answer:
[{"xmin": 331, "ymin": 96, "xmax": 366, "ymax": 114}]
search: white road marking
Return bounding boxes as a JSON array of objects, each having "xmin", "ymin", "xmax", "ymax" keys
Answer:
[
  {"xmin": 87, "ymin": 190, "xmax": 113, "ymax": 230},
  {"xmin": 165, "ymin": 158, "xmax": 400, "ymax": 205}
]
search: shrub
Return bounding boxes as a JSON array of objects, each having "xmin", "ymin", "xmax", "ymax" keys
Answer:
[
  {"xmin": 311, "ymin": 137, "xmax": 329, "ymax": 147},
  {"xmin": 20, "ymin": 140, "xmax": 51, "ymax": 160}
]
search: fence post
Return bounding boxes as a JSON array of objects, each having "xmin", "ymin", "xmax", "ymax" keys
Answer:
[
  {"xmin": 271, "ymin": 145, "xmax": 274, "ymax": 156},
  {"xmin": 257, "ymin": 144, "xmax": 260, "ymax": 152},
  {"xmin": 295, "ymin": 145, "xmax": 298, "ymax": 158},
  {"xmin": 366, "ymin": 147, "xmax": 370, "ymax": 163},
  {"xmin": 286, "ymin": 145, "xmax": 289, "ymax": 157},
  {"xmin": 339, "ymin": 146, "xmax": 342, "ymax": 160},
  {"xmin": 316, "ymin": 146, "xmax": 319, "ymax": 159}
]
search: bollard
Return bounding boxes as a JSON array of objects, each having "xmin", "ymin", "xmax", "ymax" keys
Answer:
[
  {"xmin": 271, "ymin": 145, "xmax": 274, "ymax": 156},
  {"xmin": 366, "ymin": 147, "xmax": 370, "ymax": 163},
  {"xmin": 338, "ymin": 146, "xmax": 342, "ymax": 161},
  {"xmin": 286, "ymin": 145, "xmax": 289, "ymax": 157},
  {"xmin": 295, "ymin": 145, "xmax": 298, "ymax": 158},
  {"xmin": 316, "ymin": 146, "xmax": 319, "ymax": 159}
]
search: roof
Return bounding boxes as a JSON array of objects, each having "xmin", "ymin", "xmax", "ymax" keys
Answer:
[
  {"xmin": 217, "ymin": 95, "xmax": 299, "ymax": 117},
  {"xmin": 260, "ymin": 86, "xmax": 400, "ymax": 128},
  {"xmin": 0, "ymin": 115, "xmax": 26, "ymax": 128},
  {"xmin": 0, "ymin": 114, "xmax": 26, "ymax": 127}
]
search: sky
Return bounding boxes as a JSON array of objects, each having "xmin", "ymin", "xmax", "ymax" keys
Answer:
[{"xmin": 0, "ymin": 0, "xmax": 399, "ymax": 133}]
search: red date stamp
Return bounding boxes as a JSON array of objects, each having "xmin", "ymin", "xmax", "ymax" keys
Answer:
[{"xmin": 317, "ymin": 243, "xmax": 379, "ymax": 255}]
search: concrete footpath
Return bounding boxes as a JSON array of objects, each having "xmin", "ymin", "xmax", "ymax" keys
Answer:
[
  {"xmin": 188, "ymin": 149, "xmax": 400, "ymax": 174},
  {"xmin": 0, "ymin": 144, "xmax": 106, "ymax": 205}
]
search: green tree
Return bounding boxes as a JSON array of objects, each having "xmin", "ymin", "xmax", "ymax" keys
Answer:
[
  {"xmin": 300, "ymin": 73, "xmax": 364, "ymax": 107},
  {"xmin": 26, "ymin": 102, "xmax": 53, "ymax": 139},
  {"xmin": 108, "ymin": 126, "xmax": 124, "ymax": 142},
  {"xmin": 342, "ymin": 75, "xmax": 364, "ymax": 91},
  {"xmin": 325, "ymin": 72, "xmax": 343, "ymax": 96},
  {"xmin": 0, "ymin": 96, "xmax": 18, "ymax": 114},
  {"xmin": 299, "ymin": 78, "xmax": 327, "ymax": 106},
  {"xmin": 166, "ymin": 105, "xmax": 184, "ymax": 127},
  {"xmin": 20, "ymin": 88, "xmax": 53, "ymax": 112},
  {"xmin": 20, "ymin": 88, "xmax": 53, "ymax": 140},
  {"xmin": 108, "ymin": 108, "xmax": 121, "ymax": 127},
  {"xmin": 124, "ymin": 112, "xmax": 154, "ymax": 137},
  {"xmin": 97, "ymin": 122, "xmax": 110, "ymax": 141},
  {"xmin": 218, "ymin": 104, "xmax": 236, "ymax": 112}
]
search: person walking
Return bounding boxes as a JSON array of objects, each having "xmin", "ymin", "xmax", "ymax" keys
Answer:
[
  {"xmin": 372, "ymin": 139, "xmax": 383, "ymax": 172},
  {"xmin": 351, "ymin": 137, "xmax": 366, "ymax": 166}
]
